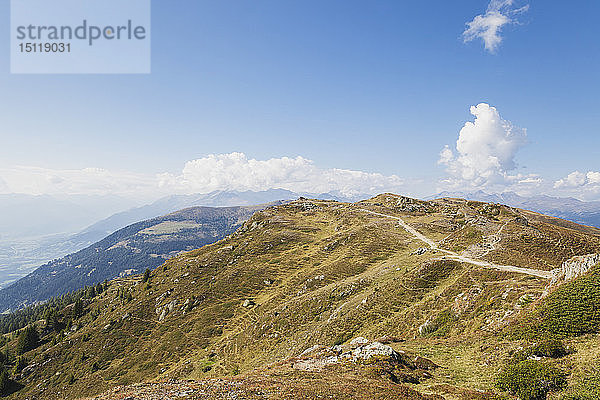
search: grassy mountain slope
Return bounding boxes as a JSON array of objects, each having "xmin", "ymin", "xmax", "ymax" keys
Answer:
[
  {"xmin": 0, "ymin": 190, "xmax": 318, "ymax": 292},
  {"xmin": 4, "ymin": 194, "xmax": 600, "ymax": 399},
  {"xmin": 0, "ymin": 204, "xmax": 276, "ymax": 312}
]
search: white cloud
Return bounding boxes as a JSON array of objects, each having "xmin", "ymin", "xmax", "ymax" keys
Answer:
[
  {"xmin": 0, "ymin": 166, "xmax": 159, "ymax": 200},
  {"xmin": 463, "ymin": 0, "xmax": 529, "ymax": 53},
  {"xmin": 157, "ymin": 153, "xmax": 405, "ymax": 197},
  {"xmin": 587, "ymin": 172, "xmax": 600, "ymax": 185},
  {"xmin": 438, "ymin": 103, "xmax": 534, "ymax": 191},
  {"xmin": 0, "ymin": 153, "xmax": 407, "ymax": 200},
  {"xmin": 552, "ymin": 171, "xmax": 600, "ymax": 200},
  {"xmin": 554, "ymin": 171, "xmax": 600, "ymax": 189}
]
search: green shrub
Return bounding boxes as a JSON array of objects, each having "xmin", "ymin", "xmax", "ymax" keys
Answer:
[
  {"xmin": 495, "ymin": 360, "xmax": 566, "ymax": 400},
  {"xmin": 534, "ymin": 339, "xmax": 569, "ymax": 358},
  {"xmin": 45, "ymin": 309, "xmax": 61, "ymax": 332},
  {"xmin": 518, "ymin": 294, "xmax": 535, "ymax": 307},
  {"xmin": 332, "ymin": 331, "xmax": 352, "ymax": 346},
  {"xmin": 142, "ymin": 268, "xmax": 151, "ymax": 283},
  {"xmin": 530, "ymin": 266, "xmax": 600, "ymax": 338},
  {"xmin": 91, "ymin": 361, "xmax": 100, "ymax": 372},
  {"xmin": 72, "ymin": 298, "xmax": 84, "ymax": 318},
  {"xmin": 511, "ymin": 339, "xmax": 569, "ymax": 363}
]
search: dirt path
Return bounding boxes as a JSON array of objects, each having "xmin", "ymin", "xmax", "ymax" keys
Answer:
[{"xmin": 360, "ymin": 209, "xmax": 555, "ymax": 279}]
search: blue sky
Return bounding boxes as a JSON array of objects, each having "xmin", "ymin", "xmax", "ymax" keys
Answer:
[{"xmin": 0, "ymin": 0, "xmax": 599, "ymax": 201}]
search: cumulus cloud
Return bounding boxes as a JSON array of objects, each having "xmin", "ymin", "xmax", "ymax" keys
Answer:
[
  {"xmin": 0, "ymin": 153, "xmax": 407, "ymax": 200},
  {"xmin": 590, "ymin": 172, "xmax": 600, "ymax": 185},
  {"xmin": 552, "ymin": 171, "xmax": 600, "ymax": 200},
  {"xmin": 554, "ymin": 171, "xmax": 600, "ymax": 189},
  {"xmin": 157, "ymin": 153, "xmax": 405, "ymax": 197},
  {"xmin": 438, "ymin": 103, "xmax": 534, "ymax": 190},
  {"xmin": 463, "ymin": 0, "xmax": 529, "ymax": 53}
]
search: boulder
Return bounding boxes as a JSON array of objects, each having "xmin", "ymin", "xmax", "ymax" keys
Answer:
[
  {"xmin": 242, "ymin": 299, "xmax": 256, "ymax": 308},
  {"xmin": 351, "ymin": 341, "xmax": 400, "ymax": 362}
]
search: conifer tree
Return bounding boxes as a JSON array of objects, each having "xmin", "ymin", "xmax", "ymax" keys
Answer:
[
  {"xmin": 142, "ymin": 268, "xmax": 151, "ymax": 283},
  {"xmin": 0, "ymin": 365, "xmax": 10, "ymax": 395},
  {"xmin": 12, "ymin": 356, "xmax": 27, "ymax": 374},
  {"xmin": 73, "ymin": 298, "xmax": 84, "ymax": 319},
  {"xmin": 16, "ymin": 326, "xmax": 39, "ymax": 355}
]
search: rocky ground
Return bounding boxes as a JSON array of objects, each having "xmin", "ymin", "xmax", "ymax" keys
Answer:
[
  {"xmin": 87, "ymin": 339, "xmax": 448, "ymax": 400},
  {"xmin": 85, "ymin": 379, "xmax": 263, "ymax": 400}
]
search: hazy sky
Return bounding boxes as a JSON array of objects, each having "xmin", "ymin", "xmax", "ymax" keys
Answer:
[{"xmin": 0, "ymin": 1, "xmax": 599, "ymax": 201}]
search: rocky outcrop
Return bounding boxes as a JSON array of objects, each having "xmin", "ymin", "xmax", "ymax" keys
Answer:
[
  {"xmin": 411, "ymin": 247, "xmax": 428, "ymax": 256},
  {"xmin": 351, "ymin": 341, "xmax": 400, "ymax": 361},
  {"xmin": 292, "ymin": 337, "xmax": 438, "ymax": 384},
  {"xmin": 552, "ymin": 254, "xmax": 600, "ymax": 282},
  {"xmin": 156, "ymin": 299, "xmax": 177, "ymax": 321}
]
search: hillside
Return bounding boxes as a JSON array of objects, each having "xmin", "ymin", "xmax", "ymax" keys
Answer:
[
  {"xmin": 2, "ymin": 194, "xmax": 600, "ymax": 400},
  {"xmin": 0, "ymin": 204, "xmax": 277, "ymax": 313},
  {"xmin": 0, "ymin": 190, "xmax": 354, "ymax": 289}
]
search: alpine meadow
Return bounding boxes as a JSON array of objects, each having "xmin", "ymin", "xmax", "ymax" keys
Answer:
[{"xmin": 1, "ymin": 1, "xmax": 599, "ymax": 400}]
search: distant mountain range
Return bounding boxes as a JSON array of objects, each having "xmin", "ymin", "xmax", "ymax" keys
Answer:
[
  {"xmin": 0, "ymin": 193, "xmax": 135, "ymax": 240},
  {"xmin": 75, "ymin": 189, "xmax": 352, "ymax": 244},
  {"xmin": 0, "ymin": 190, "xmax": 356, "ymax": 288},
  {"xmin": 430, "ymin": 190, "xmax": 600, "ymax": 228},
  {"xmin": 0, "ymin": 203, "xmax": 278, "ymax": 312}
]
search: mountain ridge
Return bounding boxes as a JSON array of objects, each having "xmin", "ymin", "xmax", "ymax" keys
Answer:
[{"xmin": 2, "ymin": 194, "xmax": 600, "ymax": 399}]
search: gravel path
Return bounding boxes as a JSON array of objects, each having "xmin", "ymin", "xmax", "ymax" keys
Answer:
[{"xmin": 360, "ymin": 209, "xmax": 555, "ymax": 279}]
